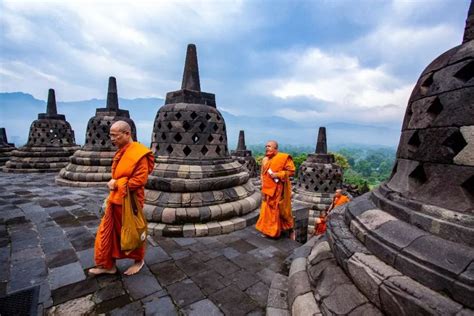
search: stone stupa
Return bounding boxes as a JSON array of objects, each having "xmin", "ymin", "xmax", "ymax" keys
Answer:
[
  {"xmin": 293, "ymin": 127, "xmax": 343, "ymax": 234},
  {"xmin": 0, "ymin": 128, "xmax": 16, "ymax": 166},
  {"xmin": 281, "ymin": 3, "xmax": 474, "ymax": 315},
  {"xmin": 3, "ymin": 89, "xmax": 79, "ymax": 173},
  {"xmin": 56, "ymin": 77, "xmax": 137, "ymax": 187},
  {"xmin": 231, "ymin": 130, "xmax": 258, "ymax": 178},
  {"xmin": 144, "ymin": 44, "xmax": 261, "ymax": 237}
]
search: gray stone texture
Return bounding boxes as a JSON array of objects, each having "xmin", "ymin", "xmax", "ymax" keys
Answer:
[{"xmin": 144, "ymin": 44, "xmax": 261, "ymax": 237}]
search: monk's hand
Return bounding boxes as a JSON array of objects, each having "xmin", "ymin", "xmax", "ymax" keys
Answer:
[{"xmin": 107, "ymin": 179, "xmax": 116, "ymax": 191}]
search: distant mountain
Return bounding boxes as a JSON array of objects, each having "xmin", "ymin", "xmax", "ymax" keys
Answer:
[{"xmin": 0, "ymin": 92, "xmax": 400, "ymax": 148}]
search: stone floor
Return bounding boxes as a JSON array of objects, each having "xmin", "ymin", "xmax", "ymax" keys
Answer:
[{"xmin": 0, "ymin": 173, "xmax": 301, "ymax": 315}]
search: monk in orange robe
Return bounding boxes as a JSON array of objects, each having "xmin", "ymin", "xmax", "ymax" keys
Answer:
[
  {"xmin": 89, "ymin": 121, "xmax": 154, "ymax": 276},
  {"xmin": 256, "ymin": 140, "xmax": 296, "ymax": 238},
  {"xmin": 314, "ymin": 189, "xmax": 350, "ymax": 236}
]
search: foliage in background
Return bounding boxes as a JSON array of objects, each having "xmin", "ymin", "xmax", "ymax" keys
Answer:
[{"xmin": 250, "ymin": 145, "xmax": 395, "ymax": 189}]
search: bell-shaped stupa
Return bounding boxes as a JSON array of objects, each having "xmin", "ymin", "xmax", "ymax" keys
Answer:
[
  {"xmin": 144, "ymin": 44, "xmax": 261, "ymax": 237},
  {"xmin": 56, "ymin": 77, "xmax": 137, "ymax": 186},
  {"xmin": 293, "ymin": 127, "xmax": 343, "ymax": 234},
  {"xmin": 3, "ymin": 89, "xmax": 79, "ymax": 172},
  {"xmin": 231, "ymin": 130, "xmax": 258, "ymax": 178},
  {"xmin": 291, "ymin": 3, "xmax": 474, "ymax": 314},
  {"xmin": 0, "ymin": 128, "xmax": 16, "ymax": 166}
]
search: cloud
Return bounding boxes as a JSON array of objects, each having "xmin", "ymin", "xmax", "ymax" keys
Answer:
[{"xmin": 0, "ymin": 0, "xmax": 256, "ymax": 100}]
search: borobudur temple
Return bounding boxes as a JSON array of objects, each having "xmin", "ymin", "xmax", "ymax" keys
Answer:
[
  {"xmin": 144, "ymin": 44, "xmax": 261, "ymax": 237},
  {"xmin": 231, "ymin": 130, "xmax": 258, "ymax": 178},
  {"xmin": 0, "ymin": 128, "xmax": 15, "ymax": 166},
  {"xmin": 3, "ymin": 89, "xmax": 79, "ymax": 173},
  {"xmin": 56, "ymin": 77, "xmax": 137, "ymax": 187},
  {"xmin": 293, "ymin": 127, "xmax": 343, "ymax": 235},
  {"xmin": 280, "ymin": 4, "xmax": 474, "ymax": 315}
]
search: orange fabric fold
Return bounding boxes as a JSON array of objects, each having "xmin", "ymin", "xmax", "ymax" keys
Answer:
[
  {"xmin": 256, "ymin": 153, "xmax": 295, "ymax": 238},
  {"xmin": 94, "ymin": 142, "xmax": 155, "ymax": 269}
]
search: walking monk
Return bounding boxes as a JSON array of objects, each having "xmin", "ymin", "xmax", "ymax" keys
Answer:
[
  {"xmin": 256, "ymin": 140, "xmax": 296, "ymax": 239},
  {"xmin": 89, "ymin": 121, "xmax": 154, "ymax": 276}
]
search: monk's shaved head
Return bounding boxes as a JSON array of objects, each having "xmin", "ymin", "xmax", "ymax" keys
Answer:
[
  {"xmin": 111, "ymin": 120, "xmax": 131, "ymax": 133},
  {"xmin": 110, "ymin": 120, "xmax": 132, "ymax": 148},
  {"xmin": 267, "ymin": 140, "xmax": 278, "ymax": 149}
]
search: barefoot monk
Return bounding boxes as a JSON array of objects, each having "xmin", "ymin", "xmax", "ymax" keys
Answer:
[
  {"xmin": 89, "ymin": 120, "xmax": 154, "ymax": 276},
  {"xmin": 256, "ymin": 140, "xmax": 296, "ymax": 238}
]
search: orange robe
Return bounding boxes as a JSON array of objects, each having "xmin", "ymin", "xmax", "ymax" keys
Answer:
[
  {"xmin": 94, "ymin": 142, "xmax": 155, "ymax": 269},
  {"xmin": 314, "ymin": 194, "xmax": 350, "ymax": 236},
  {"xmin": 256, "ymin": 152, "xmax": 295, "ymax": 238}
]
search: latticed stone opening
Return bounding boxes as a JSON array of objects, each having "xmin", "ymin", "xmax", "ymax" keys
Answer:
[
  {"xmin": 420, "ymin": 73, "xmax": 434, "ymax": 95},
  {"xmin": 408, "ymin": 131, "xmax": 421, "ymax": 151},
  {"xmin": 409, "ymin": 164, "xmax": 428, "ymax": 187},
  {"xmin": 454, "ymin": 60, "xmax": 474, "ymax": 82},
  {"xmin": 443, "ymin": 130, "xmax": 467, "ymax": 156}
]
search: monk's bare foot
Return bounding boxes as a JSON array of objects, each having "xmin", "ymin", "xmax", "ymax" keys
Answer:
[
  {"xmin": 88, "ymin": 266, "xmax": 117, "ymax": 276},
  {"xmin": 124, "ymin": 260, "xmax": 144, "ymax": 276}
]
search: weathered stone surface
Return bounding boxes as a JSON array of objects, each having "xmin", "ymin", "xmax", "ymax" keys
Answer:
[
  {"xmin": 48, "ymin": 261, "xmax": 86, "ymax": 290},
  {"xmin": 167, "ymin": 278, "xmax": 205, "ymax": 307},
  {"xmin": 142, "ymin": 295, "xmax": 178, "ymax": 315},
  {"xmin": 380, "ymin": 275, "xmax": 463, "ymax": 315},
  {"xmin": 292, "ymin": 292, "xmax": 320, "ymax": 316},
  {"xmin": 183, "ymin": 298, "xmax": 223, "ymax": 316},
  {"xmin": 46, "ymin": 294, "xmax": 95, "ymax": 316}
]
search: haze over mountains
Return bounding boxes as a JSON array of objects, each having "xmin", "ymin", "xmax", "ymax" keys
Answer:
[{"xmin": 0, "ymin": 92, "xmax": 400, "ymax": 149}]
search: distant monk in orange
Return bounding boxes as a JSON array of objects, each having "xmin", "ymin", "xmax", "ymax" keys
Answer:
[
  {"xmin": 89, "ymin": 121, "xmax": 154, "ymax": 276},
  {"xmin": 314, "ymin": 189, "xmax": 350, "ymax": 235},
  {"xmin": 256, "ymin": 140, "xmax": 296, "ymax": 239}
]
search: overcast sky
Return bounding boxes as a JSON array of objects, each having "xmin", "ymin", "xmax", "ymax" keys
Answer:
[{"xmin": 0, "ymin": 0, "xmax": 470, "ymax": 129}]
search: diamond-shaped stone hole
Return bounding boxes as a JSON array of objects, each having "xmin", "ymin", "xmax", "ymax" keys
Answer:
[
  {"xmin": 208, "ymin": 135, "xmax": 214, "ymax": 142},
  {"xmin": 192, "ymin": 134, "xmax": 199, "ymax": 144},
  {"xmin": 183, "ymin": 121, "xmax": 191, "ymax": 131},
  {"xmin": 427, "ymin": 97, "xmax": 443, "ymax": 118},
  {"xmin": 166, "ymin": 145, "xmax": 174, "ymax": 154},
  {"xmin": 167, "ymin": 122, "xmax": 173, "ymax": 130},
  {"xmin": 213, "ymin": 124, "xmax": 219, "ymax": 132},
  {"xmin": 461, "ymin": 175, "xmax": 474, "ymax": 198},
  {"xmin": 175, "ymin": 112, "xmax": 182, "ymax": 119},
  {"xmin": 454, "ymin": 60, "xmax": 474, "ymax": 83},
  {"xmin": 174, "ymin": 133, "xmax": 183, "ymax": 142},
  {"xmin": 216, "ymin": 146, "xmax": 221, "ymax": 155},
  {"xmin": 408, "ymin": 131, "xmax": 421, "ymax": 149},
  {"xmin": 164, "ymin": 112, "xmax": 168, "ymax": 118},
  {"xmin": 100, "ymin": 139, "xmax": 106, "ymax": 146},
  {"xmin": 199, "ymin": 122, "xmax": 206, "ymax": 132},
  {"xmin": 201, "ymin": 146, "xmax": 209, "ymax": 155},
  {"xmin": 161, "ymin": 133, "xmax": 166, "ymax": 140},
  {"xmin": 219, "ymin": 135, "xmax": 224, "ymax": 142},
  {"xmin": 409, "ymin": 164, "xmax": 427, "ymax": 186},
  {"xmin": 190, "ymin": 112, "xmax": 198, "ymax": 120},
  {"xmin": 157, "ymin": 122, "xmax": 162, "ymax": 129},
  {"xmin": 183, "ymin": 146, "xmax": 192, "ymax": 156},
  {"xmin": 420, "ymin": 73, "xmax": 433, "ymax": 95},
  {"xmin": 442, "ymin": 130, "xmax": 467, "ymax": 156},
  {"xmin": 206, "ymin": 113, "xmax": 212, "ymax": 121}
]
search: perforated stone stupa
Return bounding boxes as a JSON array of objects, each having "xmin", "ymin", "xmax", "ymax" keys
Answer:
[
  {"xmin": 144, "ymin": 44, "xmax": 261, "ymax": 237},
  {"xmin": 293, "ymin": 127, "xmax": 343, "ymax": 234},
  {"xmin": 3, "ymin": 89, "xmax": 79, "ymax": 173},
  {"xmin": 231, "ymin": 130, "xmax": 258, "ymax": 178},
  {"xmin": 292, "ymin": 4, "xmax": 474, "ymax": 315},
  {"xmin": 0, "ymin": 128, "xmax": 16, "ymax": 166},
  {"xmin": 56, "ymin": 77, "xmax": 137, "ymax": 186}
]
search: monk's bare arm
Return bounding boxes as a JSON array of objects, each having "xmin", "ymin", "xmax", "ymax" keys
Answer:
[{"xmin": 127, "ymin": 157, "xmax": 149, "ymax": 191}]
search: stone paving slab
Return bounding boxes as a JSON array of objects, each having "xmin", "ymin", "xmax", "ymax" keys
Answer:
[{"xmin": 0, "ymin": 172, "xmax": 301, "ymax": 315}]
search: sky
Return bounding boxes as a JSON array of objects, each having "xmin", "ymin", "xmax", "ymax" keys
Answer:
[{"xmin": 0, "ymin": 0, "xmax": 471, "ymax": 144}]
